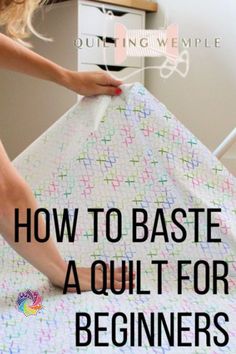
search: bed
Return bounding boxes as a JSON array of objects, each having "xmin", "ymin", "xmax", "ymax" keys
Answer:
[{"xmin": 0, "ymin": 83, "xmax": 235, "ymax": 353}]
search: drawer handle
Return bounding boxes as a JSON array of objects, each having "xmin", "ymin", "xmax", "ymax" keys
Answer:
[
  {"xmin": 97, "ymin": 36, "xmax": 115, "ymax": 44},
  {"xmin": 97, "ymin": 7, "xmax": 128, "ymax": 17},
  {"xmin": 96, "ymin": 65, "xmax": 127, "ymax": 72}
]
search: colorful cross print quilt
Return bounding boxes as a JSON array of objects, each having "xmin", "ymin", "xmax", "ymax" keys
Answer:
[{"xmin": 0, "ymin": 83, "xmax": 236, "ymax": 353}]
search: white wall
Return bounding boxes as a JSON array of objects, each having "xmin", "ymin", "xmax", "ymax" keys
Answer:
[
  {"xmin": 0, "ymin": 1, "xmax": 77, "ymax": 160},
  {"xmin": 145, "ymin": 0, "xmax": 236, "ymax": 173}
]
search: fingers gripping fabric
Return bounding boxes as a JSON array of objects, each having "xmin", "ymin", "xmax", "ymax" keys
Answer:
[{"xmin": 0, "ymin": 83, "xmax": 235, "ymax": 353}]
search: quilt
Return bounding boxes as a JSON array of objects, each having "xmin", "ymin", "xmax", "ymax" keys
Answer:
[{"xmin": 0, "ymin": 83, "xmax": 235, "ymax": 353}]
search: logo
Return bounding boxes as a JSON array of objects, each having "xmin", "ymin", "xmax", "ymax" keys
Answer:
[
  {"xmin": 16, "ymin": 290, "xmax": 43, "ymax": 316},
  {"xmin": 73, "ymin": 6, "xmax": 221, "ymax": 80}
]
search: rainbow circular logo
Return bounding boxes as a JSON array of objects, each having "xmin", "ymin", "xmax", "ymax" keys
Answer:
[{"xmin": 16, "ymin": 290, "xmax": 43, "ymax": 316}]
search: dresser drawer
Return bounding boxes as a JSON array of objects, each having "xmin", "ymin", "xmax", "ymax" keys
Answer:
[
  {"xmin": 79, "ymin": 63, "xmax": 144, "ymax": 84},
  {"xmin": 78, "ymin": 35, "xmax": 142, "ymax": 67},
  {"xmin": 79, "ymin": 3, "xmax": 143, "ymax": 37}
]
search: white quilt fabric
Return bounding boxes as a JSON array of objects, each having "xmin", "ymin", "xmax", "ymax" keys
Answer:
[{"xmin": 0, "ymin": 83, "xmax": 236, "ymax": 353}]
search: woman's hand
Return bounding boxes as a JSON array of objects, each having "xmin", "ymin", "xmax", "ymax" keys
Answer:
[
  {"xmin": 0, "ymin": 34, "xmax": 122, "ymax": 97},
  {"xmin": 61, "ymin": 70, "xmax": 123, "ymax": 97},
  {"xmin": 51, "ymin": 264, "xmax": 135, "ymax": 293}
]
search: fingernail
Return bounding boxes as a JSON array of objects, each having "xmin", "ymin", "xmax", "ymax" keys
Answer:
[{"xmin": 115, "ymin": 88, "xmax": 122, "ymax": 95}]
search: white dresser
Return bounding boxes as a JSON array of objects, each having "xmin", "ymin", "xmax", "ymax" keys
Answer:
[{"xmin": 78, "ymin": 0, "xmax": 145, "ymax": 83}]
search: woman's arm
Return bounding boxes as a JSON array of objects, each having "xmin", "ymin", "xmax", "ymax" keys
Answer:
[
  {"xmin": 0, "ymin": 33, "xmax": 122, "ymax": 96},
  {"xmin": 0, "ymin": 141, "xmax": 130, "ymax": 291}
]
